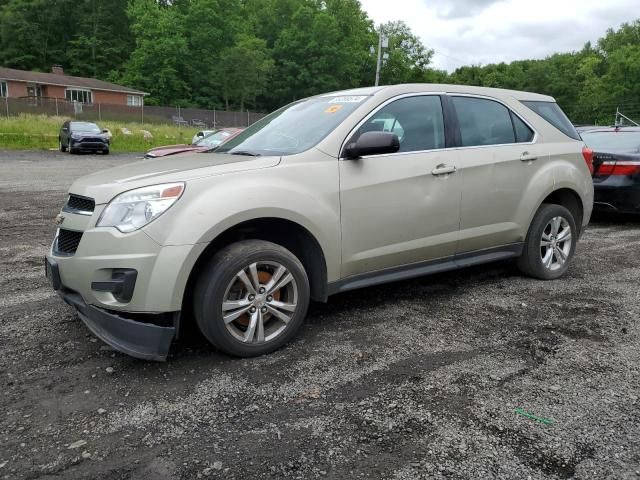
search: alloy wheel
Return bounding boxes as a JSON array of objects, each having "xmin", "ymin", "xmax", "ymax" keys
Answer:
[
  {"xmin": 221, "ymin": 261, "xmax": 298, "ymax": 344},
  {"xmin": 540, "ymin": 216, "xmax": 572, "ymax": 271}
]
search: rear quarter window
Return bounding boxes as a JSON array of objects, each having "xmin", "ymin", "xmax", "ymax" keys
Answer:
[
  {"xmin": 511, "ymin": 113, "xmax": 535, "ymax": 143},
  {"xmin": 521, "ymin": 101, "xmax": 580, "ymax": 140}
]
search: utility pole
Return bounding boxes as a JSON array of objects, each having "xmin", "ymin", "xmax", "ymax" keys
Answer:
[
  {"xmin": 374, "ymin": 28, "xmax": 389, "ymax": 87},
  {"xmin": 375, "ymin": 29, "xmax": 383, "ymax": 87}
]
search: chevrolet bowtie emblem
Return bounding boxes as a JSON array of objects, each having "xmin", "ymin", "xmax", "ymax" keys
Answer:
[{"xmin": 55, "ymin": 214, "xmax": 65, "ymax": 225}]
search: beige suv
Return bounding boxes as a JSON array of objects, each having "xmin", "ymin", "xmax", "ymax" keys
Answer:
[{"xmin": 45, "ymin": 84, "xmax": 594, "ymax": 360}]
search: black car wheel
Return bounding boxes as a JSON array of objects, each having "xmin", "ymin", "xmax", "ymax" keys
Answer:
[
  {"xmin": 194, "ymin": 240, "xmax": 310, "ymax": 357},
  {"xmin": 59, "ymin": 139, "xmax": 67, "ymax": 152},
  {"xmin": 517, "ymin": 203, "xmax": 578, "ymax": 280}
]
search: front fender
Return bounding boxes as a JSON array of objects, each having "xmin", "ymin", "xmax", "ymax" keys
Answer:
[{"xmin": 144, "ymin": 158, "xmax": 341, "ymax": 281}]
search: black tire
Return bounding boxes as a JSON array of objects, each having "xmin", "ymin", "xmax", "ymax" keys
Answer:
[
  {"xmin": 68, "ymin": 146, "xmax": 76, "ymax": 154},
  {"xmin": 517, "ymin": 203, "xmax": 578, "ymax": 280},
  {"xmin": 59, "ymin": 139, "xmax": 67, "ymax": 152},
  {"xmin": 194, "ymin": 240, "xmax": 310, "ymax": 357},
  {"xmin": 102, "ymin": 149, "xmax": 110, "ymax": 155}
]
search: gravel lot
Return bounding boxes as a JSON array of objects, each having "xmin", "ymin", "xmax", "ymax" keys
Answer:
[{"xmin": 1, "ymin": 150, "xmax": 639, "ymax": 480}]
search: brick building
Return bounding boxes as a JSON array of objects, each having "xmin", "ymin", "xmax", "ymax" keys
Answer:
[{"xmin": 0, "ymin": 66, "xmax": 147, "ymax": 106}]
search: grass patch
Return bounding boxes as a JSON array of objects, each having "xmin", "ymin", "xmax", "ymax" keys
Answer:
[{"xmin": 0, "ymin": 114, "xmax": 200, "ymax": 152}]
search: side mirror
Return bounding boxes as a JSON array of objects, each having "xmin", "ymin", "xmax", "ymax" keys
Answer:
[
  {"xmin": 343, "ymin": 131, "xmax": 400, "ymax": 159},
  {"xmin": 102, "ymin": 129, "xmax": 109, "ymax": 134},
  {"xmin": 197, "ymin": 132, "xmax": 205, "ymax": 137}
]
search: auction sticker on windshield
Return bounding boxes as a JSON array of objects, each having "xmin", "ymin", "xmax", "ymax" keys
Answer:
[
  {"xmin": 325, "ymin": 105, "xmax": 343, "ymax": 114},
  {"xmin": 329, "ymin": 96, "xmax": 367, "ymax": 103}
]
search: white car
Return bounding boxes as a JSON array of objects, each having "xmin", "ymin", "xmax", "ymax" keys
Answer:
[{"xmin": 192, "ymin": 130, "xmax": 215, "ymax": 144}]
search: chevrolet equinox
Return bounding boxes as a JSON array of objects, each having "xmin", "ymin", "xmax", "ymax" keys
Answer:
[{"xmin": 45, "ymin": 84, "xmax": 594, "ymax": 360}]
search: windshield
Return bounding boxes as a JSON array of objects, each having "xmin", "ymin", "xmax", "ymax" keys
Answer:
[
  {"xmin": 195, "ymin": 130, "xmax": 234, "ymax": 147},
  {"xmin": 581, "ymin": 130, "xmax": 640, "ymax": 153},
  {"xmin": 70, "ymin": 122, "xmax": 101, "ymax": 133},
  {"xmin": 216, "ymin": 95, "xmax": 369, "ymax": 156}
]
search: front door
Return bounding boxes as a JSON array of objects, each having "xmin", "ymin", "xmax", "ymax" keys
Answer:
[{"xmin": 339, "ymin": 94, "xmax": 461, "ymax": 278}]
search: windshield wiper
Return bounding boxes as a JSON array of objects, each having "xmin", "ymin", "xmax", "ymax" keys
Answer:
[{"xmin": 229, "ymin": 150, "xmax": 261, "ymax": 157}]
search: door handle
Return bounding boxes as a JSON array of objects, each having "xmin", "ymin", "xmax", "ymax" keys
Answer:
[
  {"xmin": 520, "ymin": 151, "xmax": 538, "ymax": 162},
  {"xmin": 431, "ymin": 164, "xmax": 457, "ymax": 176}
]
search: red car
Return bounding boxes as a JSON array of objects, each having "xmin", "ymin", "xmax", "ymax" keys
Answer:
[{"xmin": 144, "ymin": 128, "xmax": 243, "ymax": 158}]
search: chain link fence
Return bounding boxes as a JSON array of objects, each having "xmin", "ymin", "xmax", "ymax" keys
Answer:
[{"xmin": 2, "ymin": 97, "xmax": 266, "ymax": 128}]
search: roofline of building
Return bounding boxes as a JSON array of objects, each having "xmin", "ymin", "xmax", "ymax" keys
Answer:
[{"xmin": 0, "ymin": 76, "xmax": 149, "ymax": 96}]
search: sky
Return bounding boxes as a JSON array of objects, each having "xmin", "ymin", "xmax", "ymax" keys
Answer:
[{"xmin": 359, "ymin": 0, "xmax": 638, "ymax": 71}]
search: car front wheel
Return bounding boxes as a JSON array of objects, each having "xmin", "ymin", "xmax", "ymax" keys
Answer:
[
  {"xmin": 194, "ymin": 240, "xmax": 310, "ymax": 357},
  {"xmin": 517, "ymin": 203, "xmax": 578, "ymax": 280},
  {"xmin": 59, "ymin": 140, "xmax": 67, "ymax": 152}
]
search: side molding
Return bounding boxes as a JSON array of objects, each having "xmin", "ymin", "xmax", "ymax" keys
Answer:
[{"xmin": 327, "ymin": 243, "xmax": 523, "ymax": 295}]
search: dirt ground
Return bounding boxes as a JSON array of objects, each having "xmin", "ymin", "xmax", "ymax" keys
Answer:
[{"xmin": 1, "ymin": 150, "xmax": 639, "ymax": 480}]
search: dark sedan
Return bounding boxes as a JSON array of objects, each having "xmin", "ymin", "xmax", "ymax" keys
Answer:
[
  {"xmin": 581, "ymin": 126, "xmax": 640, "ymax": 213},
  {"xmin": 59, "ymin": 121, "xmax": 110, "ymax": 154}
]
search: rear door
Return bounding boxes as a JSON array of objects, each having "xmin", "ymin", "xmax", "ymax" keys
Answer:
[
  {"xmin": 450, "ymin": 95, "xmax": 546, "ymax": 254},
  {"xmin": 339, "ymin": 94, "xmax": 461, "ymax": 277}
]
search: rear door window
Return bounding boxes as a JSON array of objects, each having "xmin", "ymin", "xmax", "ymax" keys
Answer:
[
  {"xmin": 452, "ymin": 97, "xmax": 516, "ymax": 147},
  {"xmin": 521, "ymin": 101, "xmax": 580, "ymax": 140}
]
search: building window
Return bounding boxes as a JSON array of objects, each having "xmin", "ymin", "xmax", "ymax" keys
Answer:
[
  {"xmin": 26, "ymin": 84, "xmax": 43, "ymax": 98},
  {"xmin": 127, "ymin": 95, "xmax": 143, "ymax": 107},
  {"xmin": 0, "ymin": 81, "xmax": 7, "ymax": 98},
  {"xmin": 65, "ymin": 88, "xmax": 93, "ymax": 104}
]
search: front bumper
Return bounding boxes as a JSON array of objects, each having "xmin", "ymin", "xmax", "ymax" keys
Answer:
[
  {"xmin": 46, "ymin": 257, "xmax": 175, "ymax": 361},
  {"xmin": 71, "ymin": 140, "xmax": 109, "ymax": 151}
]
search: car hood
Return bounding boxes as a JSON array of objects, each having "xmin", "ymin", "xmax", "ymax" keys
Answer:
[{"xmin": 68, "ymin": 152, "xmax": 281, "ymax": 204}]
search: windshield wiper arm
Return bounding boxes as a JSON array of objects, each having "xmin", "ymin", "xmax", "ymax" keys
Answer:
[{"xmin": 229, "ymin": 150, "xmax": 261, "ymax": 157}]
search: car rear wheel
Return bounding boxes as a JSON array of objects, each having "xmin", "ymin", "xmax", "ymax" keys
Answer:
[
  {"xmin": 517, "ymin": 203, "xmax": 577, "ymax": 280},
  {"xmin": 194, "ymin": 240, "xmax": 310, "ymax": 357}
]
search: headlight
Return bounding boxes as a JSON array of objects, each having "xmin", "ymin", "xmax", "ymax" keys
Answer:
[{"xmin": 97, "ymin": 182, "xmax": 185, "ymax": 233}]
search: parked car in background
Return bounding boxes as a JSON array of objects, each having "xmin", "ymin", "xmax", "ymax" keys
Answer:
[
  {"xmin": 46, "ymin": 84, "xmax": 593, "ymax": 361},
  {"xmin": 580, "ymin": 126, "xmax": 640, "ymax": 213},
  {"xmin": 145, "ymin": 128, "xmax": 243, "ymax": 159},
  {"xmin": 192, "ymin": 130, "xmax": 215, "ymax": 144},
  {"xmin": 59, "ymin": 121, "xmax": 110, "ymax": 154}
]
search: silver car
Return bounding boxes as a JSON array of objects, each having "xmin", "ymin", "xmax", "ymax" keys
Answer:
[{"xmin": 45, "ymin": 84, "xmax": 594, "ymax": 360}]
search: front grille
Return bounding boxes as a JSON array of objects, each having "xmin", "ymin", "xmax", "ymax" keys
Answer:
[
  {"xmin": 55, "ymin": 229, "xmax": 83, "ymax": 255},
  {"xmin": 81, "ymin": 137, "xmax": 105, "ymax": 143},
  {"xmin": 65, "ymin": 194, "xmax": 95, "ymax": 213}
]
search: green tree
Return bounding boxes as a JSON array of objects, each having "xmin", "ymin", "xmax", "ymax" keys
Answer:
[
  {"xmin": 269, "ymin": 1, "xmax": 374, "ymax": 108},
  {"xmin": 0, "ymin": 0, "xmax": 75, "ymax": 71},
  {"xmin": 182, "ymin": 0, "xmax": 244, "ymax": 108},
  {"xmin": 217, "ymin": 35, "xmax": 274, "ymax": 110},
  {"xmin": 118, "ymin": 0, "xmax": 190, "ymax": 105},
  {"xmin": 378, "ymin": 21, "xmax": 435, "ymax": 84},
  {"xmin": 65, "ymin": 0, "xmax": 133, "ymax": 79}
]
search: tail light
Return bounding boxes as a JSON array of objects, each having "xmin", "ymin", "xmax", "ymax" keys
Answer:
[
  {"xmin": 582, "ymin": 146, "xmax": 594, "ymax": 175},
  {"xmin": 597, "ymin": 160, "xmax": 640, "ymax": 176}
]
